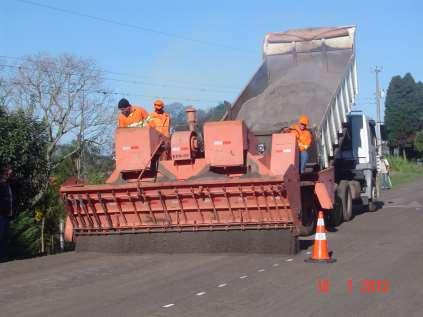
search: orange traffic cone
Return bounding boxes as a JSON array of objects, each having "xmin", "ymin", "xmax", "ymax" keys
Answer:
[{"xmin": 305, "ymin": 211, "xmax": 336, "ymax": 263}]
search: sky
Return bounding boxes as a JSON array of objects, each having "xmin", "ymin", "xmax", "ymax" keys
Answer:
[{"xmin": 1, "ymin": 0, "xmax": 423, "ymax": 120}]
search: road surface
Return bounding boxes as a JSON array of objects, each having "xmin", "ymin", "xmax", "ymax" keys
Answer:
[{"xmin": 1, "ymin": 178, "xmax": 423, "ymax": 317}]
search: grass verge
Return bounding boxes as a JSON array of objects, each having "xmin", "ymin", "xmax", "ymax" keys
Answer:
[{"xmin": 387, "ymin": 156, "xmax": 423, "ymax": 187}]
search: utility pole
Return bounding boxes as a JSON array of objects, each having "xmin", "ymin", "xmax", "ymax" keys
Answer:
[{"xmin": 374, "ymin": 66, "xmax": 383, "ymax": 156}]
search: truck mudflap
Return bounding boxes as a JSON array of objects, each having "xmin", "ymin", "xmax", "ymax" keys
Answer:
[{"xmin": 61, "ymin": 177, "xmax": 301, "ymax": 236}]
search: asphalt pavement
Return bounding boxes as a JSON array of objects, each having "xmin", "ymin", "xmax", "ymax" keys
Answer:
[{"xmin": 1, "ymin": 178, "xmax": 423, "ymax": 317}]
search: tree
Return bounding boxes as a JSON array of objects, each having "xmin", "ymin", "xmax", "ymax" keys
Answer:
[
  {"xmin": 203, "ymin": 102, "xmax": 228, "ymax": 122},
  {"xmin": 0, "ymin": 106, "xmax": 49, "ymax": 258},
  {"xmin": 0, "ymin": 65, "xmax": 13, "ymax": 108},
  {"xmin": 167, "ymin": 102, "xmax": 226, "ymax": 132},
  {"xmin": 414, "ymin": 130, "xmax": 423, "ymax": 154},
  {"xmin": 384, "ymin": 73, "xmax": 420, "ymax": 159},
  {"xmin": 10, "ymin": 54, "xmax": 114, "ymax": 201}
]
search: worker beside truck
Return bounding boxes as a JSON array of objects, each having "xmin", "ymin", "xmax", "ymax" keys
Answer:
[{"xmin": 284, "ymin": 115, "xmax": 313, "ymax": 173}]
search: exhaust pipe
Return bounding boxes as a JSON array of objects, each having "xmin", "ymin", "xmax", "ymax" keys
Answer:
[{"xmin": 186, "ymin": 106, "xmax": 197, "ymax": 132}]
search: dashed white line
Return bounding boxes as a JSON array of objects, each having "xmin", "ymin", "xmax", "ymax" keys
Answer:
[
  {"xmin": 218, "ymin": 283, "xmax": 227, "ymax": 288},
  {"xmin": 239, "ymin": 275, "xmax": 248, "ymax": 279},
  {"xmin": 196, "ymin": 291, "xmax": 206, "ymax": 296},
  {"xmin": 162, "ymin": 303, "xmax": 175, "ymax": 308},
  {"xmin": 257, "ymin": 269, "xmax": 265, "ymax": 272},
  {"xmin": 285, "ymin": 258, "xmax": 294, "ymax": 262},
  {"xmin": 306, "ymin": 251, "xmax": 311, "ymax": 255},
  {"xmin": 272, "ymin": 263, "xmax": 280, "ymax": 267}
]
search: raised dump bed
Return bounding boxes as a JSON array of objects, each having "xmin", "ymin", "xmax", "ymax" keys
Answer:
[{"xmin": 227, "ymin": 26, "xmax": 357, "ymax": 168}]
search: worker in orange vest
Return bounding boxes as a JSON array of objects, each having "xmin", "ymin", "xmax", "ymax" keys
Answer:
[
  {"xmin": 148, "ymin": 99, "xmax": 170, "ymax": 137},
  {"xmin": 117, "ymin": 98, "xmax": 149, "ymax": 128},
  {"xmin": 286, "ymin": 115, "xmax": 313, "ymax": 173}
]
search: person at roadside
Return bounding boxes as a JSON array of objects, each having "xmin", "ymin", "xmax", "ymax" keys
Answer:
[
  {"xmin": 0, "ymin": 165, "xmax": 13, "ymax": 261},
  {"xmin": 148, "ymin": 99, "xmax": 170, "ymax": 137},
  {"xmin": 283, "ymin": 115, "xmax": 313, "ymax": 173},
  {"xmin": 117, "ymin": 98, "xmax": 149, "ymax": 128},
  {"xmin": 380, "ymin": 156, "xmax": 392, "ymax": 189}
]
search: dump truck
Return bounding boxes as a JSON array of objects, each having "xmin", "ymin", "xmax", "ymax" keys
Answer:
[{"xmin": 61, "ymin": 26, "xmax": 378, "ymax": 253}]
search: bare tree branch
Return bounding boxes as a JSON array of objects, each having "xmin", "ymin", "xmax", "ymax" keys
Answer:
[{"xmin": 8, "ymin": 53, "xmax": 114, "ymax": 202}]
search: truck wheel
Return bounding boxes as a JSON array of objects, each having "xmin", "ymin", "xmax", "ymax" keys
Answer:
[
  {"xmin": 298, "ymin": 187, "xmax": 317, "ymax": 236},
  {"xmin": 340, "ymin": 181, "xmax": 353, "ymax": 221},
  {"xmin": 329, "ymin": 193, "xmax": 344, "ymax": 227},
  {"xmin": 368, "ymin": 180, "xmax": 378, "ymax": 212}
]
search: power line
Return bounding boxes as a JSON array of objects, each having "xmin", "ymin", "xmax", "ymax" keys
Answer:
[
  {"xmin": 0, "ymin": 55, "xmax": 241, "ymax": 91},
  {"xmin": 0, "ymin": 62, "xmax": 237, "ymax": 95},
  {"xmin": 105, "ymin": 77, "xmax": 236, "ymax": 94},
  {"xmin": 13, "ymin": 0, "xmax": 255, "ymax": 55},
  {"xmin": 0, "ymin": 64, "xmax": 224, "ymax": 104},
  {"xmin": 94, "ymin": 90, "xmax": 223, "ymax": 104}
]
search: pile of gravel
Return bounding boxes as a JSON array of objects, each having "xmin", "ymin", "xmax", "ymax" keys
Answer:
[{"xmin": 236, "ymin": 49, "xmax": 353, "ymax": 133}]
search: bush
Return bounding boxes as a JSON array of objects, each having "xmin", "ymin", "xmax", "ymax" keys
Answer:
[{"xmin": 387, "ymin": 155, "xmax": 423, "ymax": 173}]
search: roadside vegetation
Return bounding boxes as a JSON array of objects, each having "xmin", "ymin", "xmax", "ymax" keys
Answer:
[
  {"xmin": 384, "ymin": 73, "xmax": 423, "ymax": 187},
  {"xmin": 387, "ymin": 156, "xmax": 423, "ymax": 187}
]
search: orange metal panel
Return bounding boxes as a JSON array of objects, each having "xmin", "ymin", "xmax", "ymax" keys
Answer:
[
  {"xmin": 171, "ymin": 131, "xmax": 193, "ymax": 161},
  {"xmin": 203, "ymin": 121, "xmax": 247, "ymax": 167},
  {"xmin": 159, "ymin": 158, "xmax": 208, "ymax": 180},
  {"xmin": 64, "ymin": 215, "xmax": 74, "ymax": 242},
  {"xmin": 115, "ymin": 127, "xmax": 161, "ymax": 172},
  {"xmin": 318, "ymin": 167, "xmax": 335, "ymax": 204},
  {"xmin": 269, "ymin": 133, "xmax": 298, "ymax": 176},
  {"xmin": 61, "ymin": 177, "xmax": 298, "ymax": 234},
  {"xmin": 314, "ymin": 182, "xmax": 333, "ymax": 209}
]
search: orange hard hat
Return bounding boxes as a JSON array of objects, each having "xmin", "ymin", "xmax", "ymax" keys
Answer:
[
  {"xmin": 299, "ymin": 115, "xmax": 309, "ymax": 126},
  {"xmin": 154, "ymin": 99, "xmax": 164, "ymax": 109}
]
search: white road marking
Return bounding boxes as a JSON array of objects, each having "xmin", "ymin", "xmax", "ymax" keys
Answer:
[
  {"xmin": 257, "ymin": 269, "xmax": 265, "ymax": 272},
  {"xmin": 239, "ymin": 275, "xmax": 248, "ymax": 279},
  {"xmin": 285, "ymin": 258, "xmax": 294, "ymax": 262},
  {"xmin": 218, "ymin": 283, "xmax": 227, "ymax": 288},
  {"xmin": 306, "ymin": 251, "xmax": 311, "ymax": 255},
  {"xmin": 272, "ymin": 263, "xmax": 280, "ymax": 267},
  {"xmin": 162, "ymin": 304, "xmax": 175, "ymax": 308},
  {"xmin": 196, "ymin": 291, "xmax": 206, "ymax": 296}
]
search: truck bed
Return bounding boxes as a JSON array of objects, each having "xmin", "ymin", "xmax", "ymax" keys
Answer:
[{"xmin": 226, "ymin": 26, "xmax": 358, "ymax": 167}]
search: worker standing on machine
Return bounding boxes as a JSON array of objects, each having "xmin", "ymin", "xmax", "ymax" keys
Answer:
[
  {"xmin": 148, "ymin": 99, "xmax": 170, "ymax": 137},
  {"xmin": 117, "ymin": 98, "xmax": 149, "ymax": 128},
  {"xmin": 285, "ymin": 115, "xmax": 313, "ymax": 173}
]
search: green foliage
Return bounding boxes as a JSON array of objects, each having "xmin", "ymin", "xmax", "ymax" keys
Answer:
[
  {"xmin": 203, "ymin": 102, "xmax": 227, "ymax": 122},
  {"xmin": 0, "ymin": 106, "xmax": 49, "ymax": 212},
  {"xmin": 384, "ymin": 74, "xmax": 423, "ymax": 157},
  {"xmin": 387, "ymin": 155, "xmax": 423, "ymax": 173},
  {"xmin": 0, "ymin": 106, "xmax": 50, "ymax": 258},
  {"xmin": 168, "ymin": 102, "xmax": 226, "ymax": 131},
  {"xmin": 54, "ymin": 143, "xmax": 114, "ymax": 184},
  {"xmin": 8, "ymin": 211, "xmax": 41, "ymax": 258},
  {"xmin": 387, "ymin": 155, "xmax": 423, "ymax": 187},
  {"xmin": 385, "ymin": 74, "xmax": 419, "ymax": 147},
  {"xmin": 414, "ymin": 130, "xmax": 423, "ymax": 153}
]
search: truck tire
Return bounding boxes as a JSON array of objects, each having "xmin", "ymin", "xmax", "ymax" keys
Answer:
[
  {"xmin": 298, "ymin": 187, "xmax": 317, "ymax": 236},
  {"xmin": 329, "ymin": 193, "xmax": 344, "ymax": 227},
  {"xmin": 368, "ymin": 178, "xmax": 378, "ymax": 212},
  {"xmin": 340, "ymin": 181, "xmax": 353, "ymax": 221}
]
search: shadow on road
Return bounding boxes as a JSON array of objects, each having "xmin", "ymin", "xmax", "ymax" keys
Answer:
[
  {"xmin": 299, "ymin": 239, "xmax": 314, "ymax": 250},
  {"xmin": 353, "ymin": 200, "xmax": 385, "ymax": 216}
]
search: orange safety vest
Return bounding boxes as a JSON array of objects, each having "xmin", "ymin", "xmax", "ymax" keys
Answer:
[
  {"xmin": 289, "ymin": 123, "xmax": 313, "ymax": 152},
  {"xmin": 149, "ymin": 111, "xmax": 170, "ymax": 136},
  {"xmin": 118, "ymin": 105, "xmax": 148, "ymax": 128}
]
